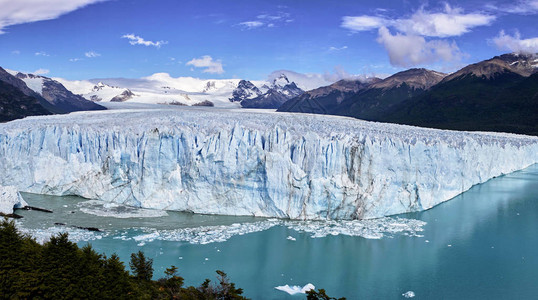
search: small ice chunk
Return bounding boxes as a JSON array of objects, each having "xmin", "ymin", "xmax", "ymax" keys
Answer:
[
  {"xmin": 402, "ymin": 291, "xmax": 415, "ymax": 298},
  {"xmin": 287, "ymin": 236, "xmax": 296, "ymax": 241},
  {"xmin": 275, "ymin": 283, "xmax": 315, "ymax": 295}
]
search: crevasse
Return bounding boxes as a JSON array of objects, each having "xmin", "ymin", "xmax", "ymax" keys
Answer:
[{"xmin": 1, "ymin": 108, "xmax": 537, "ymax": 220}]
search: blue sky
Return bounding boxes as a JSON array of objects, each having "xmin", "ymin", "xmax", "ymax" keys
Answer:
[{"xmin": 0, "ymin": 0, "xmax": 537, "ymax": 81}]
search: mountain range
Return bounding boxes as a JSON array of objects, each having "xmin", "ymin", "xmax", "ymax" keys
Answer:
[
  {"xmin": 55, "ymin": 72, "xmax": 306, "ymax": 109},
  {"xmin": 0, "ymin": 67, "xmax": 105, "ymax": 122},
  {"xmin": 278, "ymin": 53, "xmax": 538, "ymax": 136},
  {"xmin": 1, "ymin": 53, "xmax": 537, "ymax": 136}
]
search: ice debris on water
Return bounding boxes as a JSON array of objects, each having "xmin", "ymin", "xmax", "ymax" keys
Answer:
[
  {"xmin": 121, "ymin": 217, "xmax": 426, "ymax": 245},
  {"xmin": 78, "ymin": 200, "xmax": 168, "ymax": 218},
  {"xmin": 130, "ymin": 220, "xmax": 280, "ymax": 245},
  {"xmin": 284, "ymin": 217, "xmax": 426, "ymax": 239},
  {"xmin": 15, "ymin": 222, "xmax": 107, "ymax": 244}
]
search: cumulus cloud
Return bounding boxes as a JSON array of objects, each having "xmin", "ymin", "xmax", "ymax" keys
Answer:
[
  {"xmin": 186, "ymin": 55, "xmax": 224, "ymax": 74},
  {"xmin": 395, "ymin": 5, "xmax": 494, "ymax": 37},
  {"xmin": 35, "ymin": 51, "xmax": 50, "ymax": 56},
  {"xmin": 376, "ymin": 26, "xmax": 463, "ymax": 67},
  {"xmin": 122, "ymin": 34, "xmax": 168, "ymax": 48},
  {"xmin": 342, "ymin": 4, "xmax": 495, "ymax": 37},
  {"xmin": 342, "ymin": 5, "xmax": 480, "ymax": 67},
  {"xmin": 492, "ymin": 30, "xmax": 538, "ymax": 54},
  {"xmin": 33, "ymin": 68, "xmax": 50, "ymax": 75},
  {"xmin": 85, "ymin": 51, "xmax": 100, "ymax": 58},
  {"xmin": 0, "ymin": 0, "xmax": 107, "ymax": 34}
]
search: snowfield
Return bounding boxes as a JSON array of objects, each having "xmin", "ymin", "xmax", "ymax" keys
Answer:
[{"xmin": 0, "ymin": 107, "xmax": 537, "ymax": 219}]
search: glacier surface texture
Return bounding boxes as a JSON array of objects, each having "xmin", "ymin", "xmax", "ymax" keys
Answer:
[{"xmin": 0, "ymin": 108, "xmax": 537, "ymax": 219}]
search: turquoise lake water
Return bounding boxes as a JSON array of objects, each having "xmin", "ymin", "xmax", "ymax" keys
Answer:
[{"xmin": 15, "ymin": 164, "xmax": 538, "ymax": 299}]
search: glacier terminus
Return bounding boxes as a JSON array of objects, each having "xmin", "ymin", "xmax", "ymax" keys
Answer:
[{"xmin": 1, "ymin": 106, "xmax": 537, "ymax": 219}]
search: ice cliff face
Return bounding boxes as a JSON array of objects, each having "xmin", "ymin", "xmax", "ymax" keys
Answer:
[
  {"xmin": 0, "ymin": 186, "xmax": 27, "ymax": 214},
  {"xmin": 0, "ymin": 108, "xmax": 537, "ymax": 220}
]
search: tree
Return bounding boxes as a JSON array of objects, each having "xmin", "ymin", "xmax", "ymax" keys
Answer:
[
  {"xmin": 306, "ymin": 288, "xmax": 346, "ymax": 300},
  {"xmin": 129, "ymin": 251, "xmax": 154, "ymax": 281},
  {"xmin": 157, "ymin": 265, "xmax": 184, "ymax": 299}
]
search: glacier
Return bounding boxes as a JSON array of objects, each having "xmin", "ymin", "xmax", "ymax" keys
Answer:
[{"xmin": 0, "ymin": 106, "xmax": 537, "ymax": 219}]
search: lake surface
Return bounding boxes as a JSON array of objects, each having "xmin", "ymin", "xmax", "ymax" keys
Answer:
[{"xmin": 15, "ymin": 164, "xmax": 538, "ymax": 299}]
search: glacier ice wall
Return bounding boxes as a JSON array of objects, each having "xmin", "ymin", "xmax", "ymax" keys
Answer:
[{"xmin": 0, "ymin": 108, "xmax": 537, "ymax": 220}]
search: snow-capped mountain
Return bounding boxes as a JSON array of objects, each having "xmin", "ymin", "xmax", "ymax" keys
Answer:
[
  {"xmin": 240, "ymin": 74, "xmax": 305, "ymax": 108},
  {"xmin": 10, "ymin": 71, "xmax": 105, "ymax": 113},
  {"xmin": 57, "ymin": 72, "xmax": 310, "ymax": 109},
  {"xmin": 0, "ymin": 67, "xmax": 51, "ymax": 122},
  {"xmin": 229, "ymin": 80, "xmax": 262, "ymax": 102}
]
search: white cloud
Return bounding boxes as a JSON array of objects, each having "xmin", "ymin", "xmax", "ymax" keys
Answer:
[
  {"xmin": 490, "ymin": 0, "xmax": 538, "ymax": 14},
  {"xmin": 186, "ymin": 55, "xmax": 224, "ymax": 74},
  {"xmin": 122, "ymin": 34, "xmax": 168, "ymax": 48},
  {"xmin": 238, "ymin": 11, "xmax": 293, "ymax": 29},
  {"xmin": 0, "ymin": 0, "xmax": 107, "ymax": 34},
  {"xmin": 341, "ymin": 16, "xmax": 387, "ymax": 31},
  {"xmin": 377, "ymin": 26, "xmax": 463, "ymax": 68},
  {"xmin": 257, "ymin": 12, "xmax": 290, "ymax": 21},
  {"xmin": 257, "ymin": 14, "xmax": 281, "ymax": 20},
  {"xmin": 395, "ymin": 5, "xmax": 495, "ymax": 37},
  {"xmin": 329, "ymin": 46, "xmax": 348, "ymax": 51},
  {"xmin": 85, "ymin": 51, "xmax": 100, "ymax": 58},
  {"xmin": 11, "ymin": 50, "xmax": 20, "ymax": 55},
  {"xmin": 342, "ymin": 4, "xmax": 494, "ymax": 37},
  {"xmin": 342, "ymin": 5, "xmax": 479, "ymax": 67},
  {"xmin": 33, "ymin": 68, "xmax": 50, "ymax": 75},
  {"xmin": 69, "ymin": 58, "xmax": 82, "ymax": 62},
  {"xmin": 35, "ymin": 51, "xmax": 50, "ymax": 56},
  {"xmin": 238, "ymin": 21, "xmax": 264, "ymax": 29},
  {"xmin": 492, "ymin": 30, "xmax": 538, "ymax": 54}
]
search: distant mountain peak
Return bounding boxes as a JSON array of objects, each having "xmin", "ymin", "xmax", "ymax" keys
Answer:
[
  {"xmin": 272, "ymin": 73, "xmax": 290, "ymax": 87},
  {"xmin": 443, "ymin": 52, "xmax": 538, "ymax": 82},
  {"xmin": 229, "ymin": 80, "xmax": 262, "ymax": 102},
  {"xmin": 371, "ymin": 68, "xmax": 446, "ymax": 90}
]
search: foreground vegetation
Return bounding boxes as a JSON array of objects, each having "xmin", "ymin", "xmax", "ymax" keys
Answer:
[{"xmin": 0, "ymin": 219, "xmax": 343, "ymax": 299}]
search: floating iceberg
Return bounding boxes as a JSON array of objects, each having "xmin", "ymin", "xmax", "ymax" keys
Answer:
[
  {"xmin": 0, "ymin": 108, "xmax": 537, "ymax": 219},
  {"xmin": 275, "ymin": 283, "xmax": 315, "ymax": 295},
  {"xmin": 403, "ymin": 291, "xmax": 416, "ymax": 298}
]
